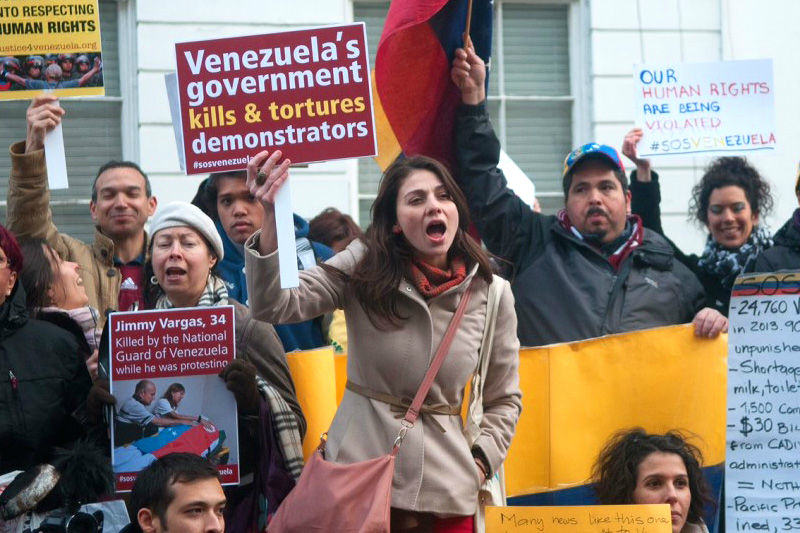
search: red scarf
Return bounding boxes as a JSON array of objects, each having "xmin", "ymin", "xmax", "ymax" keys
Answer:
[
  {"xmin": 557, "ymin": 210, "xmax": 644, "ymax": 271},
  {"xmin": 409, "ymin": 256, "xmax": 467, "ymax": 298}
]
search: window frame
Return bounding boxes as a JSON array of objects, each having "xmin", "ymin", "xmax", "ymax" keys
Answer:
[{"xmin": 349, "ymin": 0, "xmax": 589, "ymax": 221}]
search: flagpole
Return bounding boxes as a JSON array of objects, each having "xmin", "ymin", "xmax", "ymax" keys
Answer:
[{"xmin": 463, "ymin": 0, "xmax": 474, "ymax": 47}]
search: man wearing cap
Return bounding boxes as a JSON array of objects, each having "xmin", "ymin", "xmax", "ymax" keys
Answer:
[{"xmin": 451, "ymin": 47, "xmax": 727, "ymax": 346}]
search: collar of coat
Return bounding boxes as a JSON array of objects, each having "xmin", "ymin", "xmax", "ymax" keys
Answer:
[{"xmin": 92, "ymin": 229, "xmax": 150, "ymax": 266}]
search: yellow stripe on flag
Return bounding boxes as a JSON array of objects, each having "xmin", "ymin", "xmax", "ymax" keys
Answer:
[{"xmin": 371, "ymin": 69, "xmax": 403, "ymax": 171}]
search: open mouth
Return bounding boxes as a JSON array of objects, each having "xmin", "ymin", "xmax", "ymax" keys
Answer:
[
  {"xmin": 426, "ymin": 221, "xmax": 447, "ymax": 242},
  {"xmin": 165, "ymin": 267, "xmax": 187, "ymax": 281}
]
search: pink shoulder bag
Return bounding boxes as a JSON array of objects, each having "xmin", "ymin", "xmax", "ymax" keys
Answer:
[{"xmin": 268, "ymin": 278, "xmax": 478, "ymax": 533}]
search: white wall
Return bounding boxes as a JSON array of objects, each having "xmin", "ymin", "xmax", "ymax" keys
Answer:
[
  {"xmin": 721, "ymin": 0, "xmax": 800, "ymax": 236},
  {"xmin": 589, "ymin": 0, "xmax": 722, "ymax": 254},
  {"xmin": 135, "ymin": 0, "xmax": 356, "ymax": 220}
]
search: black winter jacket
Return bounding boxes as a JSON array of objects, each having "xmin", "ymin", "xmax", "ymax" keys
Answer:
[
  {"xmin": 0, "ymin": 285, "xmax": 92, "ymax": 474},
  {"xmin": 630, "ymin": 171, "xmax": 753, "ymax": 315},
  {"xmin": 455, "ymin": 104, "xmax": 705, "ymax": 347},
  {"xmin": 751, "ymin": 212, "xmax": 800, "ymax": 272}
]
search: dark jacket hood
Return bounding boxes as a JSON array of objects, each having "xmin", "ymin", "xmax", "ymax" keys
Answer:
[{"xmin": 772, "ymin": 214, "xmax": 800, "ymax": 250}]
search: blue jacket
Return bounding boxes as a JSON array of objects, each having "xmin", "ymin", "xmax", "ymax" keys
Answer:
[{"xmin": 216, "ymin": 215, "xmax": 334, "ymax": 351}]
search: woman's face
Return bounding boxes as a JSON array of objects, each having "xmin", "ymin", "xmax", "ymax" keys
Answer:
[
  {"xmin": 0, "ymin": 247, "xmax": 17, "ymax": 306},
  {"xmin": 706, "ymin": 185, "xmax": 757, "ymax": 250},
  {"xmin": 46, "ymin": 245, "xmax": 89, "ymax": 309},
  {"xmin": 170, "ymin": 389, "xmax": 185, "ymax": 405},
  {"xmin": 632, "ymin": 452, "xmax": 692, "ymax": 533},
  {"xmin": 394, "ymin": 169, "xmax": 459, "ymax": 269},
  {"xmin": 152, "ymin": 226, "xmax": 217, "ymax": 308}
]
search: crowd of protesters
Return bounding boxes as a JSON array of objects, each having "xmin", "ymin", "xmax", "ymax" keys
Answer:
[
  {"xmin": 0, "ymin": 39, "xmax": 795, "ymax": 530},
  {"xmin": 0, "ymin": 52, "xmax": 104, "ymax": 91}
]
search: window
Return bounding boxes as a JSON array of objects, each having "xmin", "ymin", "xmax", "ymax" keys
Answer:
[
  {"xmin": 353, "ymin": 1, "xmax": 575, "ymax": 222},
  {"xmin": 0, "ymin": 0, "xmax": 124, "ymax": 243}
]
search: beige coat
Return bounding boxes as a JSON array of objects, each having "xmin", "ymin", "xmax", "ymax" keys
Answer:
[
  {"xmin": 245, "ymin": 235, "xmax": 521, "ymax": 516},
  {"xmin": 7, "ymin": 141, "xmax": 131, "ymax": 323}
]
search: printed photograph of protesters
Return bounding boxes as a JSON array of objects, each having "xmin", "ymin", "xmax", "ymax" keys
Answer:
[{"xmin": 0, "ymin": 51, "xmax": 104, "ymax": 91}]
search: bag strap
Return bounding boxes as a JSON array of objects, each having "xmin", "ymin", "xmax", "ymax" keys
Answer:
[{"xmin": 392, "ymin": 276, "xmax": 478, "ymax": 452}]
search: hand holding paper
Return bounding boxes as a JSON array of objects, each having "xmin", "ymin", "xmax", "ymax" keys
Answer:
[
  {"xmin": 25, "ymin": 94, "xmax": 64, "ymax": 153},
  {"xmin": 247, "ymin": 150, "xmax": 299, "ymax": 288}
]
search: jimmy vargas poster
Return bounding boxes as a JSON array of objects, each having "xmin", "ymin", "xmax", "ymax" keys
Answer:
[
  {"xmin": 633, "ymin": 59, "xmax": 775, "ymax": 157},
  {"xmin": 174, "ymin": 23, "xmax": 376, "ymax": 174},
  {"xmin": 109, "ymin": 306, "xmax": 239, "ymax": 492},
  {"xmin": 0, "ymin": 0, "xmax": 105, "ymax": 99}
]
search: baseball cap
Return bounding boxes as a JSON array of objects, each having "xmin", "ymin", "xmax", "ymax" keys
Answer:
[{"xmin": 562, "ymin": 143, "xmax": 625, "ymax": 177}]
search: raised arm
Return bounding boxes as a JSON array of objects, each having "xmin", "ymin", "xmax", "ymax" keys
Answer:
[
  {"xmin": 451, "ymin": 46, "xmax": 549, "ymax": 271},
  {"xmin": 7, "ymin": 95, "xmax": 66, "ymax": 248},
  {"xmin": 624, "ymin": 128, "xmax": 664, "ymax": 235},
  {"xmin": 78, "ymin": 57, "xmax": 102, "ymax": 87}
]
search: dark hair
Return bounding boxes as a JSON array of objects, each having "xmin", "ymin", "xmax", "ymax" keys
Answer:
[
  {"xmin": 688, "ymin": 157, "xmax": 773, "ymax": 226},
  {"xmin": 592, "ymin": 428, "xmax": 714, "ymax": 525},
  {"xmin": 129, "ymin": 453, "xmax": 220, "ymax": 528},
  {"xmin": 308, "ymin": 208, "xmax": 364, "ymax": 250},
  {"xmin": 194, "ymin": 170, "xmax": 248, "ymax": 221},
  {"xmin": 18, "ymin": 239, "xmax": 57, "ymax": 310},
  {"xmin": 335, "ymin": 155, "xmax": 493, "ymax": 329},
  {"xmin": 0, "ymin": 224, "xmax": 23, "ymax": 275},
  {"xmin": 562, "ymin": 155, "xmax": 628, "ymax": 198},
  {"xmin": 91, "ymin": 161, "xmax": 152, "ymax": 202},
  {"xmin": 162, "ymin": 383, "xmax": 186, "ymax": 407}
]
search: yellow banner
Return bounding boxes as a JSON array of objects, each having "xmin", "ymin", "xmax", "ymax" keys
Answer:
[
  {"xmin": 287, "ymin": 324, "xmax": 727, "ymax": 494},
  {"xmin": 0, "ymin": 0, "xmax": 104, "ymax": 100},
  {"xmin": 486, "ymin": 504, "xmax": 672, "ymax": 533},
  {"xmin": 0, "ymin": 0, "xmax": 101, "ymax": 53}
]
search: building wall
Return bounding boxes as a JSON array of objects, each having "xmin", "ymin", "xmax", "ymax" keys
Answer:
[
  {"xmin": 589, "ymin": 0, "xmax": 799, "ymax": 254},
  {"xmin": 135, "ymin": 0, "xmax": 357, "ymax": 220},
  {"xmin": 133, "ymin": 0, "xmax": 799, "ymax": 254}
]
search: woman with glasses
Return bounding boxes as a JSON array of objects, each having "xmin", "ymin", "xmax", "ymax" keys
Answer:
[{"xmin": 0, "ymin": 224, "xmax": 92, "ymax": 475}]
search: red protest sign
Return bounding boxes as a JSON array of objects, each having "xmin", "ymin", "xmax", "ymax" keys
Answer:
[
  {"xmin": 109, "ymin": 306, "xmax": 239, "ymax": 491},
  {"xmin": 174, "ymin": 23, "xmax": 376, "ymax": 174}
]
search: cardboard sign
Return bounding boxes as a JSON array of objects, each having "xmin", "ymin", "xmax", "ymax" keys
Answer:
[
  {"xmin": 174, "ymin": 23, "xmax": 376, "ymax": 175},
  {"xmin": 633, "ymin": 59, "xmax": 775, "ymax": 157},
  {"xmin": 109, "ymin": 306, "xmax": 239, "ymax": 492},
  {"xmin": 485, "ymin": 505, "xmax": 672, "ymax": 532},
  {"xmin": 0, "ymin": 0, "xmax": 105, "ymax": 100},
  {"xmin": 726, "ymin": 272, "xmax": 800, "ymax": 531}
]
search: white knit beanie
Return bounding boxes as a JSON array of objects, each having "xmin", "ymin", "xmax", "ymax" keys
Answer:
[{"xmin": 149, "ymin": 201, "xmax": 224, "ymax": 260}]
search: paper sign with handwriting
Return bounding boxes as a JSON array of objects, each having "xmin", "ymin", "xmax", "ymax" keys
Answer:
[
  {"xmin": 726, "ymin": 272, "xmax": 800, "ymax": 531},
  {"xmin": 633, "ymin": 59, "xmax": 775, "ymax": 157},
  {"xmin": 486, "ymin": 505, "xmax": 672, "ymax": 532}
]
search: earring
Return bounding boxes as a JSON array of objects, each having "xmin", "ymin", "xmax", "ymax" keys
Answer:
[
  {"xmin": 392, "ymin": 225, "xmax": 402, "ymax": 235},
  {"xmin": 150, "ymin": 275, "xmax": 159, "ymax": 285}
]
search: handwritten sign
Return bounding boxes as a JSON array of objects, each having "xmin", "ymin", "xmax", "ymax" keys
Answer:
[
  {"xmin": 0, "ymin": 0, "xmax": 104, "ymax": 100},
  {"xmin": 174, "ymin": 23, "xmax": 376, "ymax": 175},
  {"xmin": 486, "ymin": 505, "xmax": 672, "ymax": 533},
  {"xmin": 633, "ymin": 59, "xmax": 775, "ymax": 157},
  {"xmin": 727, "ymin": 272, "xmax": 800, "ymax": 531},
  {"xmin": 109, "ymin": 306, "xmax": 239, "ymax": 492}
]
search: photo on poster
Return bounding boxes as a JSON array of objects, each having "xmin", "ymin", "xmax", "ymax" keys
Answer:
[{"xmin": 108, "ymin": 306, "xmax": 239, "ymax": 492}]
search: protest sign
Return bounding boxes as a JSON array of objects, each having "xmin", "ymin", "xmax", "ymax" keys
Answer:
[
  {"xmin": 726, "ymin": 272, "xmax": 800, "ymax": 532},
  {"xmin": 109, "ymin": 306, "xmax": 239, "ymax": 492},
  {"xmin": 174, "ymin": 23, "xmax": 376, "ymax": 175},
  {"xmin": 633, "ymin": 59, "xmax": 775, "ymax": 157},
  {"xmin": 0, "ymin": 0, "xmax": 105, "ymax": 100},
  {"xmin": 485, "ymin": 505, "xmax": 672, "ymax": 533}
]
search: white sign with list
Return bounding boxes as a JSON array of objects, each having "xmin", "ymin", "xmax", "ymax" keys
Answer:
[{"xmin": 726, "ymin": 271, "xmax": 800, "ymax": 532}]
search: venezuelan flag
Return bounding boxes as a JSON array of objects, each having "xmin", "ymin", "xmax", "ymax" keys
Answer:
[{"xmin": 373, "ymin": 0, "xmax": 492, "ymax": 171}]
